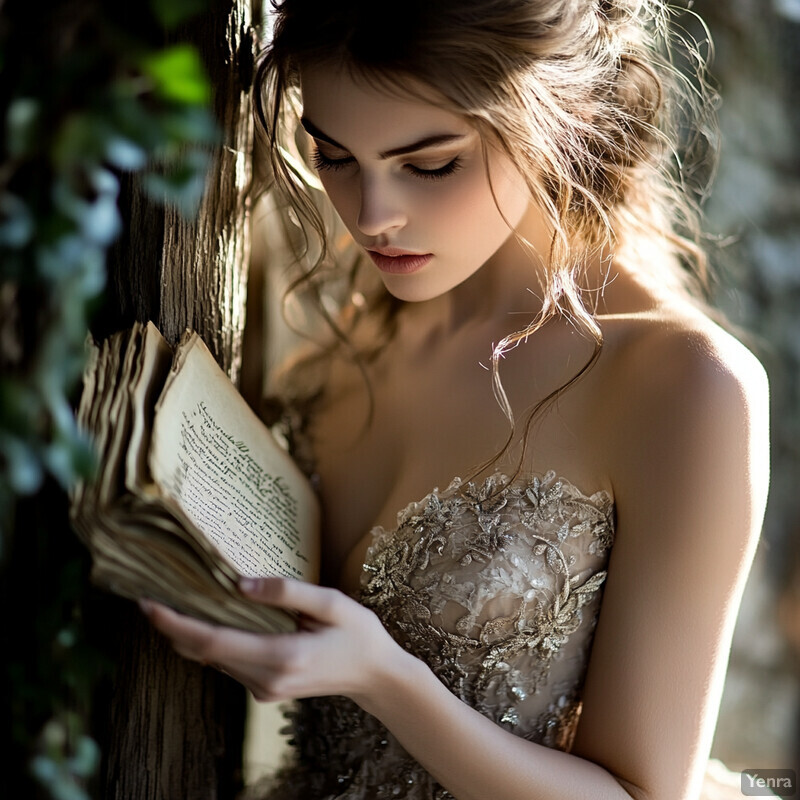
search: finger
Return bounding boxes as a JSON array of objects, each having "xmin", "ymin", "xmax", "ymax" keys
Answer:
[
  {"xmin": 140, "ymin": 600, "xmax": 226, "ymax": 662},
  {"xmin": 238, "ymin": 577, "xmax": 348, "ymax": 624},
  {"xmin": 140, "ymin": 599, "xmax": 307, "ymax": 669}
]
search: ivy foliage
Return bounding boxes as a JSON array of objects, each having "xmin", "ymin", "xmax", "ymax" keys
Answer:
[
  {"xmin": 0, "ymin": 0, "xmax": 219, "ymax": 527},
  {"xmin": 0, "ymin": 0, "xmax": 221, "ymax": 796}
]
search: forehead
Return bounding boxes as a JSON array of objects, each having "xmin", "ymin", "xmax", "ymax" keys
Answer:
[{"xmin": 299, "ymin": 63, "xmax": 475, "ymax": 152}]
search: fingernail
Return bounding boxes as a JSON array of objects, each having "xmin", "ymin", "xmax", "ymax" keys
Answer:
[
  {"xmin": 239, "ymin": 578, "xmax": 258, "ymax": 593},
  {"xmin": 138, "ymin": 599, "xmax": 154, "ymax": 616}
]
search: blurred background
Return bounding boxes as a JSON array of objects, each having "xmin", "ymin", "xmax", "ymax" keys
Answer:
[{"xmin": 679, "ymin": 0, "xmax": 800, "ymax": 774}]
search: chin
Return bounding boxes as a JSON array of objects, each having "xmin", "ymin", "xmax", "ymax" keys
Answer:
[
  {"xmin": 381, "ymin": 285, "xmax": 433, "ymax": 303},
  {"xmin": 378, "ymin": 263, "xmax": 485, "ymax": 304},
  {"xmin": 380, "ymin": 276, "xmax": 448, "ymax": 304}
]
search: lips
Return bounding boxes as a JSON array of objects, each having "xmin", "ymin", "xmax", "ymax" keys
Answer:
[{"xmin": 366, "ymin": 247, "xmax": 432, "ymax": 275}]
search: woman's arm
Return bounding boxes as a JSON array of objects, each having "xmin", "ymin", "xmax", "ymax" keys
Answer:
[
  {"xmin": 143, "ymin": 579, "xmax": 635, "ymax": 800},
  {"xmin": 143, "ymin": 324, "xmax": 769, "ymax": 800},
  {"xmin": 567, "ymin": 325, "xmax": 770, "ymax": 800}
]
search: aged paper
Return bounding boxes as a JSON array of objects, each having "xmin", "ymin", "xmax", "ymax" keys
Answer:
[{"xmin": 150, "ymin": 333, "xmax": 319, "ymax": 582}]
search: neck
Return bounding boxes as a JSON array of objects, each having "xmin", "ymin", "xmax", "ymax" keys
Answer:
[{"xmin": 395, "ymin": 204, "xmax": 630, "ymax": 350}]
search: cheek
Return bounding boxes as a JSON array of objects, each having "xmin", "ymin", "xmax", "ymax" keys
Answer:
[
  {"xmin": 438, "ymin": 169, "xmax": 525, "ymax": 252},
  {"xmin": 319, "ymin": 175, "xmax": 359, "ymax": 226},
  {"xmin": 413, "ymin": 168, "xmax": 504, "ymax": 233}
]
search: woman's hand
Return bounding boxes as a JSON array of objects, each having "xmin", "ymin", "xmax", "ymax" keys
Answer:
[{"xmin": 139, "ymin": 578, "xmax": 404, "ymax": 705}]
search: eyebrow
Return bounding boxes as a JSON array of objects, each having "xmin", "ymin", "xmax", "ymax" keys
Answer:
[{"xmin": 300, "ymin": 117, "xmax": 466, "ymax": 159}]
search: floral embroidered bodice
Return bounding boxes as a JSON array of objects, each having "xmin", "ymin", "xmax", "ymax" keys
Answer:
[{"xmin": 260, "ymin": 469, "xmax": 615, "ymax": 800}]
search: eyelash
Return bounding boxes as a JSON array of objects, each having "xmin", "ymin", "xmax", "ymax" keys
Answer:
[{"xmin": 311, "ymin": 150, "xmax": 462, "ymax": 181}]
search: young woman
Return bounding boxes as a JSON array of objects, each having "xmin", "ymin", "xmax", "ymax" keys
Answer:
[{"xmin": 142, "ymin": 1, "xmax": 770, "ymax": 798}]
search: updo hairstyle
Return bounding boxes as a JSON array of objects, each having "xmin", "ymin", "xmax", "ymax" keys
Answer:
[{"xmin": 254, "ymin": 0, "xmax": 716, "ymax": 465}]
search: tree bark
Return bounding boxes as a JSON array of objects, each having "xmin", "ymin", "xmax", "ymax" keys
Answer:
[{"xmin": 97, "ymin": 1, "xmax": 257, "ymax": 797}]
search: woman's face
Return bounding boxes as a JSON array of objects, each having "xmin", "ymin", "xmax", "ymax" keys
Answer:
[{"xmin": 299, "ymin": 64, "xmax": 535, "ymax": 303}]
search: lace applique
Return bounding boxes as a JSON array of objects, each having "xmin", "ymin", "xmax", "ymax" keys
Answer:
[
  {"xmin": 259, "ymin": 470, "xmax": 615, "ymax": 800},
  {"xmin": 529, "ymin": 687, "xmax": 584, "ymax": 751}
]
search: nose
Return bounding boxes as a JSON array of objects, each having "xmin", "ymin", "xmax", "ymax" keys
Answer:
[{"xmin": 356, "ymin": 172, "xmax": 407, "ymax": 237}]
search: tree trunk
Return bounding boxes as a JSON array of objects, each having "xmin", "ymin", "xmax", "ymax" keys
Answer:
[{"xmin": 96, "ymin": 1, "xmax": 257, "ymax": 797}]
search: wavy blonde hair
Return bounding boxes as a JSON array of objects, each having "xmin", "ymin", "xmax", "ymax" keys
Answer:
[{"xmin": 254, "ymin": 0, "xmax": 718, "ymax": 476}]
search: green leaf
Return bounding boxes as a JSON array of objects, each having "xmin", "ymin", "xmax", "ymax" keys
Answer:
[
  {"xmin": 66, "ymin": 736, "xmax": 100, "ymax": 778},
  {"xmin": 149, "ymin": 0, "xmax": 208, "ymax": 30},
  {"xmin": 56, "ymin": 627, "xmax": 77, "ymax": 648},
  {"xmin": 30, "ymin": 755, "xmax": 59, "ymax": 784},
  {"xmin": 7, "ymin": 98, "xmax": 40, "ymax": 158},
  {"xmin": 161, "ymin": 105, "xmax": 220, "ymax": 145},
  {"xmin": 104, "ymin": 136, "xmax": 147, "ymax": 171},
  {"xmin": 50, "ymin": 170, "xmax": 121, "ymax": 247},
  {"xmin": 1, "ymin": 434, "xmax": 44, "ymax": 495},
  {"xmin": 0, "ymin": 193, "xmax": 34, "ymax": 248},
  {"xmin": 141, "ymin": 45, "xmax": 211, "ymax": 105},
  {"xmin": 52, "ymin": 114, "xmax": 104, "ymax": 170},
  {"xmin": 143, "ymin": 147, "xmax": 210, "ymax": 217},
  {"xmin": 107, "ymin": 86, "xmax": 170, "ymax": 151}
]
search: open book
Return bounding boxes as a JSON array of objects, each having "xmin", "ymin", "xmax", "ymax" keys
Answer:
[{"xmin": 70, "ymin": 321, "xmax": 320, "ymax": 633}]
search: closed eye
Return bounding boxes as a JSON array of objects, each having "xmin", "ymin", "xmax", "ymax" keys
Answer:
[
  {"xmin": 406, "ymin": 158, "xmax": 462, "ymax": 180},
  {"xmin": 312, "ymin": 149, "xmax": 462, "ymax": 182},
  {"xmin": 312, "ymin": 150, "xmax": 354, "ymax": 172}
]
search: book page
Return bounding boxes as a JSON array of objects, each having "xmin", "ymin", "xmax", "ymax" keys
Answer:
[
  {"xmin": 126, "ymin": 322, "xmax": 173, "ymax": 493},
  {"xmin": 149, "ymin": 334, "xmax": 320, "ymax": 582}
]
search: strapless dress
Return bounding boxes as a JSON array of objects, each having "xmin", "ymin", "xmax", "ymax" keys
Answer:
[{"xmin": 257, "ymin": 469, "xmax": 615, "ymax": 799}]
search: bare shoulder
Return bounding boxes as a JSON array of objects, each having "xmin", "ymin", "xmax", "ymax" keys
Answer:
[
  {"xmin": 600, "ymin": 302, "xmax": 769, "ymax": 448},
  {"xmin": 595, "ymin": 297, "xmax": 771, "ymax": 559},
  {"xmin": 569, "ymin": 302, "xmax": 771, "ymax": 796}
]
